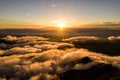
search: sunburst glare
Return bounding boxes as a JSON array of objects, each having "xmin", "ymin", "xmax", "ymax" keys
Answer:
[{"xmin": 57, "ymin": 23, "xmax": 65, "ymax": 28}]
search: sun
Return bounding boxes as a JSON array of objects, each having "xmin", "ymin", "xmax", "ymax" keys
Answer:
[
  {"xmin": 57, "ymin": 23, "xmax": 65, "ymax": 28},
  {"xmin": 52, "ymin": 19, "xmax": 67, "ymax": 28}
]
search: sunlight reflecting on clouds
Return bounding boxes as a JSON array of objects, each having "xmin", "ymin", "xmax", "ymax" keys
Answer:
[{"xmin": 0, "ymin": 35, "xmax": 120, "ymax": 80}]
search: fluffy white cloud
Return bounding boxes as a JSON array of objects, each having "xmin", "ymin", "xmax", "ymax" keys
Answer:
[
  {"xmin": 0, "ymin": 36, "xmax": 120, "ymax": 80},
  {"xmin": 0, "ymin": 48, "xmax": 120, "ymax": 80},
  {"xmin": 2, "ymin": 47, "xmax": 41, "ymax": 56},
  {"xmin": 3, "ymin": 35, "xmax": 49, "ymax": 42},
  {"xmin": 1, "ymin": 42, "xmax": 73, "ymax": 56},
  {"xmin": 108, "ymin": 36, "xmax": 120, "ymax": 41},
  {"xmin": 3, "ymin": 35, "xmax": 17, "ymax": 41},
  {"xmin": 62, "ymin": 36, "xmax": 99, "ymax": 42}
]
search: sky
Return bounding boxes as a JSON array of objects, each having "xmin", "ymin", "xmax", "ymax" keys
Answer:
[{"xmin": 0, "ymin": 0, "xmax": 120, "ymax": 27}]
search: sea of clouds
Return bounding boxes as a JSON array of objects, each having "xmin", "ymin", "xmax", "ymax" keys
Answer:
[{"xmin": 0, "ymin": 35, "xmax": 120, "ymax": 80}]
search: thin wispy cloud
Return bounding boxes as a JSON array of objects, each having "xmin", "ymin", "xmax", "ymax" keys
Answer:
[{"xmin": 62, "ymin": 36, "xmax": 99, "ymax": 42}]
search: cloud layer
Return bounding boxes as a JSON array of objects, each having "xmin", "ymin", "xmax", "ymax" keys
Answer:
[{"xmin": 0, "ymin": 35, "xmax": 120, "ymax": 80}]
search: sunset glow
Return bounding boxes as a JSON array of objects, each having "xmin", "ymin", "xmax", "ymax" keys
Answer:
[
  {"xmin": 0, "ymin": 0, "xmax": 120, "ymax": 80},
  {"xmin": 52, "ymin": 19, "xmax": 67, "ymax": 28},
  {"xmin": 57, "ymin": 23, "xmax": 65, "ymax": 28}
]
